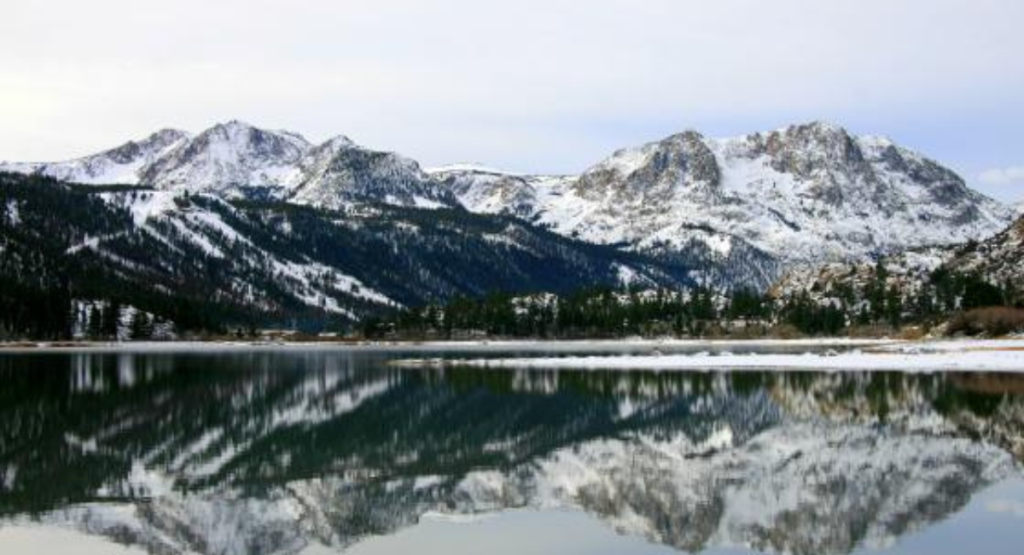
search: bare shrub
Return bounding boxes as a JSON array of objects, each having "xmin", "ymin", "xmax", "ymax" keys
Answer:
[
  {"xmin": 897, "ymin": 326, "xmax": 927, "ymax": 341},
  {"xmin": 947, "ymin": 307, "xmax": 1024, "ymax": 337},
  {"xmin": 846, "ymin": 324, "xmax": 893, "ymax": 338},
  {"xmin": 768, "ymin": 324, "xmax": 805, "ymax": 339}
]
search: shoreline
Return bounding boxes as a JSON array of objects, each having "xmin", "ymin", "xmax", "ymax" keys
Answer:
[
  {"xmin": 3, "ymin": 338, "xmax": 1023, "ymax": 374},
  {"xmin": 391, "ymin": 339, "xmax": 1024, "ymax": 373},
  {"xmin": 1, "ymin": 336, "xmax": 1022, "ymax": 352},
  {"xmin": 0, "ymin": 337, "xmax": 903, "ymax": 353}
]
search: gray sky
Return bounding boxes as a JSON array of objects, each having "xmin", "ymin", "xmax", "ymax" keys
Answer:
[{"xmin": 1, "ymin": 0, "xmax": 1022, "ymax": 203}]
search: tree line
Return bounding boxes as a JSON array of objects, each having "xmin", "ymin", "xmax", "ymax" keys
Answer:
[{"xmin": 363, "ymin": 265, "xmax": 1023, "ymax": 340}]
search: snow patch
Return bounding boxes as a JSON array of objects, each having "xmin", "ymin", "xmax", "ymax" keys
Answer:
[{"xmin": 399, "ymin": 340, "xmax": 1024, "ymax": 372}]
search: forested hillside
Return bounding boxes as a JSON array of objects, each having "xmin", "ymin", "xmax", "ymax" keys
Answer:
[
  {"xmin": 0, "ymin": 172, "xmax": 694, "ymax": 339},
  {"xmin": 369, "ymin": 225, "xmax": 1024, "ymax": 340}
]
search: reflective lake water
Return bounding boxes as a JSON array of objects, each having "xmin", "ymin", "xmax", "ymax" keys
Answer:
[{"xmin": 1, "ymin": 346, "xmax": 1022, "ymax": 554}]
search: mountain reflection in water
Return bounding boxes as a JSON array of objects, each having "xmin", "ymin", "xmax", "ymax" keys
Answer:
[{"xmin": 0, "ymin": 350, "xmax": 1022, "ymax": 555}]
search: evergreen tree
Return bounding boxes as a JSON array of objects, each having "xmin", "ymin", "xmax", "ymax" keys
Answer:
[
  {"xmin": 129, "ymin": 311, "xmax": 153, "ymax": 340},
  {"xmin": 101, "ymin": 300, "xmax": 121, "ymax": 339},
  {"xmin": 885, "ymin": 285, "xmax": 903, "ymax": 328},
  {"xmin": 87, "ymin": 305, "xmax": 103, "ymax": 339}
]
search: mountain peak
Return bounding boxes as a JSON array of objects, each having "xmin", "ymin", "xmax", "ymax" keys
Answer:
[
  {"xmin": 770, "ymin": 121, "xmax": 856, "ymax": 148},
  {"xmin": 803, "ymin": 119, "xmax": 844, "ymax": 131},
  {"xmin": 662, "ymin": 129, "xmax": 707, "ymax": 145},
  {"xmin": 320, "ymin": 134, "xmax": 357, "ymax": 150},
  {"xmin": 204, "ymin": 119, "xmax": 257, "ymax": 137},
  {"xmin": 781, "ymin": 120, "xmax": 849, "ymax": 136},
  {"xmin": 199, "ymin": 120, "xmax": 309, "ymax": 147},
  {"xmin": 211, "ymin": 119, "xmax": 256, "ymax": 131},
  {"xmin": 147, "ymin": 128, "xmax": 191, "ymax": 143},
  {"xmin": 2, "ymin": 120, "xmax": 1013, "ymax": 288},
  {"xmin": 134, "ymin": 121, "xmax": 313, "ymax": 195}
]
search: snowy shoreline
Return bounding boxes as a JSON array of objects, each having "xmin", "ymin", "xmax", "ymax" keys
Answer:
[{"xmin": 390, "ymin": 339, "xmax": 1024, "ymax": 373}]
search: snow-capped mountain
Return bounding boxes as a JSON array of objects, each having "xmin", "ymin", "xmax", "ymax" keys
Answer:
[
  {"xmin": 289, "ymin": 138, "xmax": 457, "ymax": 209},
  {"xmin": 138, "ymin": 120, "xmax": 311, "ymax": 198},
  {"xmin": 428, "ymin": 165, "xmax": 542, "ymax": 219},
  {"xmin": 1, "ymin": 128, "xmax": 190, "ymax": 185},
  {"xmin": 441, "ymin": 122, "xmax": 1013, "ymax": 287},
  {"xmin": 2, "ymin": 120, "xmax": 1014, "ymax": 290},
  {"xmin": 0, "ymin": 121, "xmax": 457, "ymax": 209}
]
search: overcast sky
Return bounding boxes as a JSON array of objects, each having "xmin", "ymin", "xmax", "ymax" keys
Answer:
[{"xmin": 1, "ymin": 0, "xmax": 1022, "ymax": 202}]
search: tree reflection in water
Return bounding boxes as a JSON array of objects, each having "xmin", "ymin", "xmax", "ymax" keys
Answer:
[{"xmin": 0, "ymin": 350, "xmax": 1022, "ymax": 555}]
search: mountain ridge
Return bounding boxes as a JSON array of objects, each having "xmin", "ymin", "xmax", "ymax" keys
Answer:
[
  {"xmin": 1, "ymin": 171, "xmax": 695, "ymax": 335},
  {"xmin": 452, "ymin": 121, "xmax": 1009, "ymax": 261},
  {"xmin": 1, "ymin": 120, "xmax": 1014, "ymax": 291}
]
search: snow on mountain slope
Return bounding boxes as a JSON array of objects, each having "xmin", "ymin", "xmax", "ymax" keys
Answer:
[
  {"xmin": 1, "ymin": 121, "xmax": 459, "ymax": 209},
  {"xmin": 0, "ymin": 129, "xmax": 190, "ymax": 185},
  {"xmin": 4, "ymin": 120, "xmax": 1013, "ymax": 291},
  {"xmin": 945, "ymin": 215, "xmax": 1024, "ymax": 290},
  {"xmin": 441, "ymin": 122, "xmax": 1013, "ymax": 286},
  {"xmin": 141, "ymin": 122, "xmax": 458, "ymax": 208},
  {"xmin": 86, "ymin": 189, "xmax": 398, "ymax": 317},
  {"xmin": 289, "ymin": 139, "xmax": 458, "ymax": 209},
  {"xmin": 428, "ymin": 166, "xmax": 545, "ymax": 219},
  {"xmin": 138, "ymin": 120, "xmax": 311, "ymax": 199},
  {"xmin": 772, "ymin": 214, "xmax": 1024, "ymax": 308},
  {"xmin": 2, "ymin": 172, "xmax": 698, "ymax": 327}
]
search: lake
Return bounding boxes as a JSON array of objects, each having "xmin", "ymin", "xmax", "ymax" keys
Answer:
[{"xmin": 1, "ymin": 344, "xmax": 1022, "ymax": 554}]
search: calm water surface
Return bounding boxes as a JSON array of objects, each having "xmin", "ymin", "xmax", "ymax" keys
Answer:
[{"xmin": 1, "ymin": 346, "xmax": 1022, "ymax": 554}]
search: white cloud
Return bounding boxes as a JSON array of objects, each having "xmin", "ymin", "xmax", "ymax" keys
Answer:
[{"xmin": 979, "ymin": 166, "xmax": 1024, "ymax": 186}]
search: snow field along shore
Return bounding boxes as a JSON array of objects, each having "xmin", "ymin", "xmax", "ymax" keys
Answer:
[{"xmin": 393, "ymin": 339, "xmax": 1024, "ymax": 373}]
